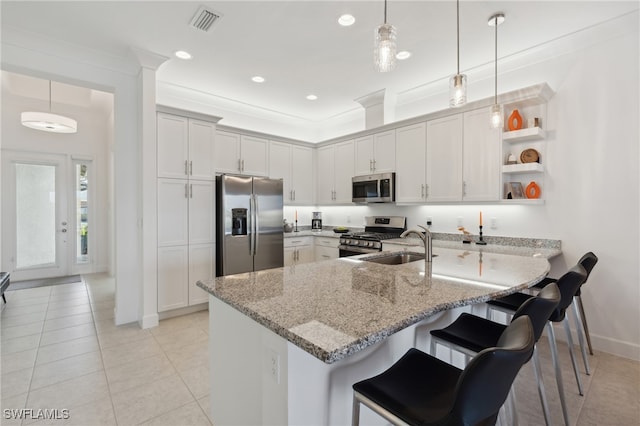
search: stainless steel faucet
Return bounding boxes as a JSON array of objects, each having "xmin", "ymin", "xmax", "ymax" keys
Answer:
[{"xmin": 400, "ymin": 225, "xmax": 432, "ymax": 262}]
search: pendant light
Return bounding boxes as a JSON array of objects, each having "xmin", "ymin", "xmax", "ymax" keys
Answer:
[
  {"xmin": 21, "ymin": 80, "xmax": 77, "ymax": 134},
  {"xmin": 488, "ymin": 13, "xmax": 505, "ymax": 129},
  {"xmin": 449, "ymin": 0, "xmax": 466, "ymax": 107},
  {"xmin": 374, "ymin": 0, "xmax": 397, "ymax": 72}
]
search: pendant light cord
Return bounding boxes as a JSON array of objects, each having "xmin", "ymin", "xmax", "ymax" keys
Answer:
[
  {"xmin": 456, "ymin": 0, "xmax": 460, "ymax": 75},
  {"xmin": 494, "ymin": 15, "xmax": 498, "ymax": 103},
  {"xmin": 384, "ymin": 0, "xmax": 387, "ymax": 24}
]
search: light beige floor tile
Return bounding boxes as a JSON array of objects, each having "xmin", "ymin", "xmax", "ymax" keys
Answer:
[
  {"xmin": 39, "ymin": 323, "xmax": 96, "ymax": 347},
  {"xmin": 93, "ymin": 317, "xmax": 119, "ymax": 335},
  {"xmin": 197, "ymin": 395, "xmax": 213, "ymax": 425},
  {"xmin": 45, "ymin": 297, "xmax": 90, "ymax": 311},
  {"xmin": 89, "ymin": 301, "xmax": 114, "ymax": 312},
  {"xmin": 139, "ymin": 400, "xmax": 212, "ymax": 426},
  {"xmin": 36, "ymin": 335, "xmax": 100, "ymax": 365},
  {"xmin": 1, "ymin": 302, "xmax": 49, "ymax": 318},
  {"xmin": 97, "ymin": 323, "xmax": 151, "ymax": 350},
  {"xmin": 1, "ymin": 333, "xmax": 41, "ymax": 355},
  {"xmin": 30, "ymin": 351, "xmax": 103, "ymax": 391},
  {"xmin": 100, "ymin": 335, "xmax": 162, "ymax": 369},
  {"xmin": 149, "ymin": 315, "xmax": 197, "ymax": 337},
  {"xmin": 1, "ymin": 367, "xmax": 33, "ymax": 399},
  {"xmin": 153, "ymin": 326, "xmax": 207, "ymax": 353},
  {"xmin": 104, "ymin": 353, "xmax": 176, "ymax": 395},
  {"xmin": 1, "ymin": 321, "xmax": 44, "ymax": 342},
  {"xmin": 91, "ymin": 308, "xmax": 114, "ymax": 321},
  {"xmin": 1, "ymin": 392, "xmax": 27, "ymax": 426},
  {"xmin": 28, "ymin": 397, "xmax": 116, "ymax": 426},
  {"xmin": 1, "ymin": 311, "xmax": 47, "ymax": 329},
  {"xmin": 45, "ymin": 305, "xmax": 92, "ymax": 320},
  {"xmin": 110, "ymin": 373, "xmax": 194, "ymax": 425},
  {"xmin": 2, "ymin": 348, "xmax": 38, "ymax": 374},
  {"xmin": 26, "ymin": 371, "xmax": 109, "ymax": 412},
  {"xmin": 42, "ymin": 313, "xmax": 94, "ymax": 332},
  {"xmin": 165, "ymin": 340, "xmax": 208, "ymax": 372},
  {"xmin": 49, "ymin": 282, "xmax": 86, "ymax": 294},
  {"xmin": 4, "ymin": 287, "xmax": 51, "ymax": 300},
  {"xmin": 179, "ymin": 365, "xmax": 210, "ymax": 399}
]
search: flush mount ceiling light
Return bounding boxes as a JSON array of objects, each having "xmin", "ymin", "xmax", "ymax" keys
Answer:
[
  {"xmin": 338, "ymin": 14, "xmax": 355, "ymax": 26},
  {"xmin": 449, "ymin": 0, "xmax": 467, "ymax": 108},
  {"xmin": 306, "ymin": 94, "xmax": 318, "ymax": 101},
  {"xmin": 488, "ymin": 13, "xmax": 505, "ymax": 128},
  {"xmin": 396, "ymin": 51, "xmax": 411, "ymax": 60},
  {"xmin": 374, "ymin": 0, "xmax": 397, "ymax": 72},
  {"xmin": 174, "ymin": 50, "xmax": 192, "ymax": 60},
  {"xmin": 251, "ymin": 76, "xmax": 265, "ymax": 83},
  {"xmin": 21, "ymin": 80, "xmax": 77, "ymax": 134}
]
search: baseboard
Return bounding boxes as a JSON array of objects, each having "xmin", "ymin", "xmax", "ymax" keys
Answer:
[
  {"xmin": 139, "ymin": 313, "xmax": 159, "ymax": 329},
  {"xmin": 158, "ymin": 303, "xmax": 208, "ymax": 321},
  {"xmin": 548, "ymin": 322, "xmax": 640, "ymax": 361}
]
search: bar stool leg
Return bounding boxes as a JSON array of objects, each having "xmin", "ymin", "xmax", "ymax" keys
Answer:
[
  {"xmin": 547, "ymin": 323, "xmax": 571, "ymax": 426},
  {"xmin": 531, "ymin": 345, "xmax": 551, "ymax": 426},
  {"xmin": 352, "ymin": 394, "xmax": 360, "ymax": 426},
  {"xmin": 576, "ymin": 296, "xmax": 594, "ymax": 355},
  {"xmin": 562, "ymin": 317, "xmax": 584, "ymax": 395},
  {"xmin": 572, "ymin": 301, "xmax": 591, "ymax": 375}
]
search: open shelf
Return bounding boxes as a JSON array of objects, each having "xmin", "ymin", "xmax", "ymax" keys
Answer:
[
  {"xmin": 503, "ymin": 127, "xmax": 546, "ymax": 142},
  {"xmin": 502, "ymin": 163, "xmax": 544, "ymax": 174}
]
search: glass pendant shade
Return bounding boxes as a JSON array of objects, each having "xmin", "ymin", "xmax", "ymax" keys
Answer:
[
  {"xmin": 490, "ymin": 104, "xmax": 503, "ymax": 129},
  {"xmin": 374, "ymin": 23, "xmax": 397, "ymax": 72},
  {"xmin": 449, "ymin": 74, "xmax": 467, "ymax": 108},
  {"xmin": 21, "ymin": 111, "xmax": 78, "ymax": 134}
]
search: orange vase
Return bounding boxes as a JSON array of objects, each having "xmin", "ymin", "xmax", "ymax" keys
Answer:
[
  {"xmin": 508, "ymin": 109, "xmax": 523, "ymax": 131},
  {"xmin": 525, "ymin": 181, "xmax": 541, "ymax": 199}
]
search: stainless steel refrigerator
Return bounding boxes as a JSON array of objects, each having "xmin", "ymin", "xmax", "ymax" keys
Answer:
[{"xmin": 216, "ymin": 174, "xmax": 284, "ymax": 276}]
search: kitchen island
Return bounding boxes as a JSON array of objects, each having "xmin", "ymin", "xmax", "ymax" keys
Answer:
[{"xmin": 197, "ymin": 246, "xmax": 551, "ymax": 425}]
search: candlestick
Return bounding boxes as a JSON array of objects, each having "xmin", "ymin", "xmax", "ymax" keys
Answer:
[
  {"xmin": 294, "ymin": 219, "xmax": 298, "ymax": 232},
  {"xmin": 476, "ymin": 225, "xmax": 487, "ymax": 245},
  {"xmin": 479, "ymin": 211, "xmax": 483, "ymax": 227}
]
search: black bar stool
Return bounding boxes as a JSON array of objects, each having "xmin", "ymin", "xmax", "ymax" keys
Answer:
[
  {"xmin": 429, "ymin": 283, "xmax": 561, "ymax": 425},
  {"xmin": 351, "ymin": 316, "xmax": 535, "ymax": 426},
  {"xmin": 531, "ymin": 252, "xmax": 598, "ymax": 355},
  {"xmin": 486, "ymin": 264, "xmax": 587, "ymax": 426}
]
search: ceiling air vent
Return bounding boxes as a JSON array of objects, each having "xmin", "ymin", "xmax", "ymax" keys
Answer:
[{"xmin": 190, "ymin": 6, "xmax": 222, "ymax": 32}]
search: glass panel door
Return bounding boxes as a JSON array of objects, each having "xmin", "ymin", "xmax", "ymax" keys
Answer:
[{"xmin": 2, "ymin": 152, "xmax": 68, "ymax": 280}]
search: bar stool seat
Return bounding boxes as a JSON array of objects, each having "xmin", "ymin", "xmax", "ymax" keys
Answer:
[{"xmin": 352, "ymin": 316, "xmax": 535, "ymax": 426}]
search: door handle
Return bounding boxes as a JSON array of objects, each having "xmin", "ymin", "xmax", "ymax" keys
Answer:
[
  {"xmin": 238, "ymin": 159, "xmax": 242, "ymax": 172},
  {"xmin": 241, "ymin": 159, "xmax": 245, "ymax": 172},
  {"xmin": 184, "ymin": 160, "xmax": 189, "ymax": 176},
  {"xmin": 189, "ymin": 161, "xmax": 193, "ymax": 176},
  {"xmin": 61, "ymin": 229, "xmax": 67, "ymax": 233},
  {"xmin": 190, "ymin": 184, "xmax": 193, "ymax": 198}
]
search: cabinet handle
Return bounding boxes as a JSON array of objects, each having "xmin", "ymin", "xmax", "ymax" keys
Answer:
[
  {"xmin": 373, "ymin": 159, "xmax": 377, "ymax": 171},
  {"xmin": 184, "ymin": 183, "xmax": 188, "ymax": 198},
  {"xmin": 241, "ymin": 159, "xmax": 245, "ymax": 172},
  {"xmin": 184, "ymin": 160, "xmax": 189, "ymax": 176},
  {"xmin": 293, "ymin": 190, "xmax": 296, "ymax": 201},
  {"xmin": 425, "ymin": 184, "xmax": 429, "ymax": 199},
  {"xmin": 238, "ymin": 159, "xmax": 241, "ymax": 172},
  {"xmin": 189, "ymin": 161, "xmax": 193, "ymax": 176},
  {"xmin": 463, "ymin": 181, "xmax": 467, "ymax": 197},
  {"xmin": 421, "ymin": 184, "xmax": 425, "ymax": 198},
  {"xmin": 369, "ymin": 159, "xmax": 373, "ymax": 171},
  {"xmin": 190, "ymin": 184, "xmax": 193, "ymax": 198}
]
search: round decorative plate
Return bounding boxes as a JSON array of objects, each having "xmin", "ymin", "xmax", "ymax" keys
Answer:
[{"xmin": 520, "ymin": 148, "xmax": 540, "ymax": 163}]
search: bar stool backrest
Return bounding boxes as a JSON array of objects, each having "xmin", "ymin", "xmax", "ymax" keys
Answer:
[
  {"xmin": 549, "ymin": 264, "xmax": 587, "ymax": 322},
  {"xmin": 579, "ymin": 252, "xmax": 598, "ymax": 277},
  {"xmin": 449, "ymin": 316, "xmax": 535, "ymax": 426},
  {"xmin": 513, "ymin": 282, "xmax": 561, "ymax": 341}
]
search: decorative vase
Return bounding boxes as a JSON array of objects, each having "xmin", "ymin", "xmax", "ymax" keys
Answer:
[
  {"xmin": 525, "ymin": 181, "xmax": 541, "ymax": 199},
  {"xmin": 508, "ymin": 109, "xmax": 523, "ymax": 131}
]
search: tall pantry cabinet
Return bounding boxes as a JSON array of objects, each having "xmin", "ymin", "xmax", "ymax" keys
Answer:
[{"xmin": 156, "ymin": 112, "xmax": 216, "ymax": 312}]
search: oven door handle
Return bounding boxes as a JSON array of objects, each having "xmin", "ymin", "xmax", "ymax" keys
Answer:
[{"xmin": 338, "ymin": 245, "xmax": 380, "ymax": 254}]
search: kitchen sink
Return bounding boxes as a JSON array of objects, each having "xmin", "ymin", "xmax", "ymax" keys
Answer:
[{"xmin": 363, "ymin": 252, "xmax": 435, "ymax": 265}]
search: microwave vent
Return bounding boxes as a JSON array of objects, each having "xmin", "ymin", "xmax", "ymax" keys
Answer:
[{"xmin": 190, "ymin": 6, "xmax": 222, "ymax": 32}]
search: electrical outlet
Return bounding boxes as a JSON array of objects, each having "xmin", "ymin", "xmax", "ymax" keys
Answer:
[
  {"xmin": 426, "ymin": 217, "xmax": 432, "ymax": 227},
  {"xmin": 491, "ymin": 217, "xmax": 498, "ymax": 229},
  {"xmin": 268, "ymin": 349, "xmax": 280, "ymax": 384},
  {"xmin": 457, "ymin": 217, "xmax": 463, "ymax": 227}
]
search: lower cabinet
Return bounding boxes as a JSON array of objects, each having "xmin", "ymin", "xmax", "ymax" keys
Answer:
[
  {"xmin": 158, "ymin": 243, "xmax": 214, "ymax": 312},
  {"xmin": 314, "ymin": 237, "xmax": 339, "ymax": 261},
  {"xmin": 284, "ymin": 236, "xmax": 315, "ymax": 266}
]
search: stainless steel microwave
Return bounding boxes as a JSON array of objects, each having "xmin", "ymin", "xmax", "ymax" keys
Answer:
[{"xmin": 352, "ymin": 172, "xmax": 395, "ymax": 203}]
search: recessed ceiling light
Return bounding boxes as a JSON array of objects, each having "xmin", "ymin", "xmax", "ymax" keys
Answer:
[
  {"xmin": 396, "ymin": 51, "xmax": 412, "ymax": 60},
  {"xmin": 338, "ymin": 14, "xmax": 356, "ymax": 26},
  {"xmin": 174, "ymin": 50, "xmax": 192, "ymax": 60},
  {"xmin": 251, "ymin": 76, "xmax": 265, "ymax": 83},
  {"xmin": 306, "ymin": 94, "xmax": 318, "ymax": 101}
]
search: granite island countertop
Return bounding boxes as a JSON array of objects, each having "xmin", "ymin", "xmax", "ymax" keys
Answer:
[{"xmin": 197, "ymin": 245, "xmax": 550, "ymax": 364}]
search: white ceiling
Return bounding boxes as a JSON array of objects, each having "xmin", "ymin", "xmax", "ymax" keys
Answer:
[{"xmin": 2, "ymin": 1, "xmax": 638, "ymax": 132}]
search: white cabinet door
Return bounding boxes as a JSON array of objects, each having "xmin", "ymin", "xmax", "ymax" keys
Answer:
[
  {"xmin": 157, "ymin": 179, "xmax": 189, "ymax": 247},
  {"xmin": 188, "ymin": 180, "xmax": 215, "ymax": 245},
  {"xmin": 240, "ymin": 135, "xmax": 268, "ymax": 176},
  {"xmin": 354, "ymin": 135, "xmax": 374, "ymax": 175},
  {"xmin": 297, "ymin": 246, "xmax": 316, "ymax": 264},
  {"xmin": 463, "ymin": 109, "xmax": 500, "ymax": 201},
  {"xmin": 316, "ymin": 145, "xmax": 335, "ymax": 204},
  {"xmin": 188, "ymin": 243, "xmax": 214, "ymax": 305},
  {"xmin": 157, "ymin": 113, "xmax": 189, "ymax": 179},
  {"xmin": 215, "ymin": 130, "xmax": 242, "ymax": 174},
  {"xmin": 291, "ymin": 146, "xmax": 313, "ymax": 204},
  {"xmin": 334, "ymin": 140, "xmax": 355, "ymax": 203},
  {"xmin": 373, "ymin": 130, "xmax": 396, "ymax": 173},
  {"xmin": 269, "ymin": 141, "xmax": 292, "ymax": 202},
  {"xmin": 426, "ymin": 115, "xmax": 463, "ymax": 202},
  {"xmin": 158, "ymin": 245, "xmax": 189, "ymax": 312},
  {"xmin": 395, "ymin": 123, "xmax": 426, "ymax": 202},
  {"xmin": 188, "ymin": 120, "xmax": 215, "ymax": 180},
  {"xmin": 283, "ymin": 247, "xmax": 297, "ymax": 266}
]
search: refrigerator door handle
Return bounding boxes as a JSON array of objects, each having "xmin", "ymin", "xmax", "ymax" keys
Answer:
[
  {"xmin": 249, "ymin": 194, "xmax": 256, "ymax": 256},
  {"xmin": 254, "ymin": 194, "xmax": 260, "ymax": 255}
]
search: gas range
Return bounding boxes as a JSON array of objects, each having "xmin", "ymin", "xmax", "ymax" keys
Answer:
[{"xmin": 339, "ymin": 216, "xmax": 406, "ymax": 255}]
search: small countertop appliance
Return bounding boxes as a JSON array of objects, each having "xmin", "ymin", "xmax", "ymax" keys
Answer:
[{"xmin": 312, "ymin": 212, "xmax": 322, "ymax": 232}]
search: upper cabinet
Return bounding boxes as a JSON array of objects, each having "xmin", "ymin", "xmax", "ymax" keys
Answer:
[
  {"xmin": 395, "ymin": 123, "xmax": 427, "ymax": 203},
  {"xmin": 462, "ymin": 109, "xmax": 500, "ymax": 201},
  {"xmin": 426, "ymin": 115, "xmax": 463, "ymax": 202},
  {"xmin": 317, "ymin": 140, "xmax": 355, "ymax": 204},
  {"xmin": 157, "ymin": 113, "xmax": 215, "ymax": 180},
  {"xmin": 354, "ymin": 130, "xmax": 396, "ymax": 175},
  {"xmin": 215, "ymin": 130, "xmax": 268, "ymax": 176},
  {"xmin": 269, "ymin": 141, "xmax": 314, "ymax": 205}
]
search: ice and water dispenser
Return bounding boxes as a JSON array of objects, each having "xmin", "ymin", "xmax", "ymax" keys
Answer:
[{"xmin": 232, "ymin": 208, "xmax": 247, "ymax": 236}]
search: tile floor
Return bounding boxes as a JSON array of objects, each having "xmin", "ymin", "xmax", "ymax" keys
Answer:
[{"xmin": 1, "ymin": 273, "xmax": 639, "ymax": 425}]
